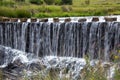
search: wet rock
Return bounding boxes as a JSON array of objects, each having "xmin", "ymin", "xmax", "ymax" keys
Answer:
[
  {"xmin": 26, "ymin": 62, "xmax": 44, "ymax": 71},
  {"xmin": 4, "ymin": 63, "xmax": 18, "ymax": 71},
  {"xmin": 3, "ymin": 59, "xmax": 25, "ymax": 74},
  {"xmin": 48, "ymin": 58, "xmax": 58, "ymax": 66},
  {"xmin": 0, "ymin": 47, "xmax": 5, "ymax": 65}
]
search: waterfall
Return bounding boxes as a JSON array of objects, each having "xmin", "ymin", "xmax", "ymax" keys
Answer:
[{"xmin": 0, "ymin": 22, "xmax": 120, "ymax": 61}]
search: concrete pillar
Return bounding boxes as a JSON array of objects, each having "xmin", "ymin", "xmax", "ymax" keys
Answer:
[
  {"xmin": 78, "ymin": 18, "xmax": 86, "ymax": 22},
  {"xmin": 53, "ymin": 18, "xmax": 59, "ymax": 22},
  {"xmin": 104, "ymin": 17, "xmax": 117, "ymax": 22},
  {"xmin": 64, "ymin": 18, "xmax": 71, "ymax": 22},
  {"xmin": 92, "ymin": 17, "xmax": 99, "ymax": 22},
  {"xmin": 10, "ymin": 18, "xmax": 18, "ymax": 22},
  {"xmin": 31, "ymin": 18, "xmax": 37, "ymax": 22},
  {"xmin": 40, "ymin": 18, "xmax": 48, "ymax": 22},
  {"xmin": 20, "ymin": 18, "xmax": 28, "ymax": 22}
]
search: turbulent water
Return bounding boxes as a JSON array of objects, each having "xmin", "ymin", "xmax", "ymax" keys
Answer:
[{"xmin": 0, "ymin": 22, "xmax": 120, "ymax": 61}]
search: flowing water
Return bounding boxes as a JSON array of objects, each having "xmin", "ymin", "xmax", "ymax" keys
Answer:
[
  {"xmin": 0, "ymin": 21, "xmax": 120, "ymax": 79},
  {"xmin": 0, "ymin": 22, "xmax": 120, "ymax": 60}
]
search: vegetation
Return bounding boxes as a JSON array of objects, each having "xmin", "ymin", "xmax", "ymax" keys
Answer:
[
  {"xmin": 0, "ymin": 0, "xmax": 119, "ymax": 18},
  {"xmin": 29, "ymin": 0, "xmax": 44, "ymax": 5},
  {"xmin": 19, "ymin": 59, "xmax": 120, "ymax": 80}
]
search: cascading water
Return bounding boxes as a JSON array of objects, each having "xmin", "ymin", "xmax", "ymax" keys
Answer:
[
  {"xmin": 0, "ymin": 22, "xmax": 119, "ymax": 60},
  {"xmin": 0, "ymin": 21, "xmax": 120, "ymax": 79}
]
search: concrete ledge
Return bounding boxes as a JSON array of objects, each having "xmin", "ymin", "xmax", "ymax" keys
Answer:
[{"xmin": 0, "ymin": 17, "xmax": 118, "ymax": 22}]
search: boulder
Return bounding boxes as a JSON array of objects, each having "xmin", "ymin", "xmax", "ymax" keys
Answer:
[{"xmin": 0, "ymin": 47, "xmax": 5, "ymax": 66}]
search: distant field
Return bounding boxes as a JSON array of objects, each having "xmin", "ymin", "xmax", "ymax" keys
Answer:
[{"xmin": 73, "ymin": 0, "xmax": 120, "ymax": 6}]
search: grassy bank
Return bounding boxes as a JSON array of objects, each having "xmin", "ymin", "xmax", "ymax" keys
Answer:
[
  {"xmin": 0, "ymin": 1, "xmax": 120, "ymax": 18},
  {"xmin": 2, "ymin": 61, "xmax": 120, "ymax": 80}
]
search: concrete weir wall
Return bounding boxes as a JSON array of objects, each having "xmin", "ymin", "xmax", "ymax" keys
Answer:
[
  {"xmin": 0, "ymin": 16, "xmax": 119, "ymax": 61},
  {"xmin": 0, "ymin": 17, "xmax": 118, "ymax": 22}
]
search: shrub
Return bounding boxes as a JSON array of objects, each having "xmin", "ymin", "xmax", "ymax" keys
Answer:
[
  {"xmin": 61, "ymin": 6, "xmax": 72, "ymax": 12},
  {"xmin": 54, "ymin": 0, "xmax": 62, "ymax": 5},
  {"xmin": 16, "ymin": 9, "xmax": 31, "ymax": 18},
  {"xmin": 61, "ymin": 0, "xmax": 72, "ymax": 5},
  {"xmin": 15, "ymin": 0, "xmax": 25, "ymax": 2},
  {"xmin": 0, "ymin": 8, "xmax": 17, "ymax": 17},
  {"xmin": 114, "ymin": 66, "xmax": 120, "ymax": 80},
  {"xmin": 85, "ymin": 0, "xmax": 90, "ymax": 5},
  {"xmin": 29, "ymin": 0, "xmax": 44, "ymax": 5},
  {"xmin": 44, "ymin": 0, "xmax": 55, "ymax": 5},
  {"xmin": 0, "ymin": 0, "xmax": 15, "ymax": 6}
]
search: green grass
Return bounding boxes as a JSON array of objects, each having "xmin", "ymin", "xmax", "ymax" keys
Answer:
[
  {"xmin": 0, "ymin": 0, "xmax": 120, "ymax": 18},
  {"xmin": 0, "ymin": 4, "xmax": 120, "ymax": 18}
]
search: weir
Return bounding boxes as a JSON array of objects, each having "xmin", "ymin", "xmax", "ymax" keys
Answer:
[
  {"xmin": 0, "ymin": 17, "xmax": 119, "ymax": 79},
  {"xmin": 0, "ymin": 21, "xmax": 119, "ymax": 61}
]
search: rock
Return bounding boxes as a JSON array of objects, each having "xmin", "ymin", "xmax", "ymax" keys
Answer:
[
  {"xmin": 0, "ymin": 47, "xmax": 5, "ymax": 66},
  {"xmin": 27, "ymin": 62, "xmax": 43, "ymax": 71}
]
